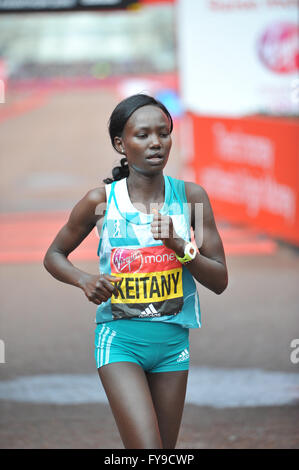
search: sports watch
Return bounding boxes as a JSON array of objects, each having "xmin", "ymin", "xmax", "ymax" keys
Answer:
[{"xmin": 175, "ymin": 242, "xmax": 197, "ymax": 265}]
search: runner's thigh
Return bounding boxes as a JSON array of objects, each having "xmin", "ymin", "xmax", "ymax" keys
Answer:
[
  {"xmin": 146, "ymin": 370, "xmax": 188, "ymax": 449},
  {"xmin": 98, "ymin": 361, "xmax": 163, "ymax": 449}
]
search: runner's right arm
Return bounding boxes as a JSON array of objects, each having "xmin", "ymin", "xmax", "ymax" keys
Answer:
[{"xmin": 43, "ymin": 187, "xmax": 120, "ymax": 305}]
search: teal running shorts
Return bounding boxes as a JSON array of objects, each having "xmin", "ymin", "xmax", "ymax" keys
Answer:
[{"xmin": 94, "ymin": 319, "xmax": 190, "ymax": 373}]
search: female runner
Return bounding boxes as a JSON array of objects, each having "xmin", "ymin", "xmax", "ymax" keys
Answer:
[{"xmin": 44, "ymin": 94, "xmax": 228, "ymax": 449}]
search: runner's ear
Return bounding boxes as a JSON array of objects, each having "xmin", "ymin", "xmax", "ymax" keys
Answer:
[{"xmin": 114, "ymin": 136, "xmax": 124, "ymax": 155}]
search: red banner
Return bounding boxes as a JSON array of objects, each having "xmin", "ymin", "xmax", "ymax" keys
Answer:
[{"xmin": 187, "ymin": 113, "xmax": 299, "ymax": 246}]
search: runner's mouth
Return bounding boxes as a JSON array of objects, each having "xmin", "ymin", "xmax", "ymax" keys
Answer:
[{"xmin": 146, "ymin": 154, "xmax": 164, "ymax": 164}]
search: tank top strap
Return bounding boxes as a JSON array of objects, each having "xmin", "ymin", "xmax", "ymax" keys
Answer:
[
  {"xmin": 164, "ymin": 176, "xmax": 191, "ymax": 240},
  {"xmin": 96, "ymin": 181, "xmax": 116, "ymax": 256},
  {"xmin": 167, "ymin": 176, "xmax": 188, "ymax": 206}
]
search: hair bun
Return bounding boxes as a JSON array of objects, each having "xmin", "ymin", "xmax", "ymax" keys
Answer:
[
  {"xmin": 120, "ymin": 157, "xmax": 128, "ymax": 168},
  {"xmin": 103, "ymin": 157, "xmax": 129, "ymax": 184},
  {"xmin": 109, "ymin": 158, "xmax": 129, "ymax": 182}
]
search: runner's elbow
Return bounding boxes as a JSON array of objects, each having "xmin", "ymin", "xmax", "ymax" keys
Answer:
[
  {"xmin": 215, "ymin": 273, "xmax": 228, "ymax": 294},
  {"xmin": 43, "ymin": 247, "xmax": 64, "ymax": 273},
  {"xmin": 43, "ymin": 250, "xmax": 52, "ymax": 272}
]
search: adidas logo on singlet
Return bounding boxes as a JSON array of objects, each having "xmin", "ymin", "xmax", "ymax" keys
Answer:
[
  {"xmin": 177, "ymin": 348, "xmax": 190, "ymax": 362},
  {"xmin": 139, "ymin": 304, "xmax": 161, "ymax": 318}
]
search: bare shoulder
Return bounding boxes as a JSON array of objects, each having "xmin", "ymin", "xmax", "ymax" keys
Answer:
[
  {"xmin": 184, "ymin": 181, "xmax": 210, "ymax": 204},
  {"xmin": 84, "ymin": 185, "xmax": 106, "ymax": 206},
  {"xmin": 184, "ymin": 180, "xmax": 216, "ymax": 227},
  {"xmin": 67, "ymin": 185, "xmax": 107, "ymax": 229},
  {"xmin": 84, "ymin": 186, "xmax": 107, "ymax": 219}
]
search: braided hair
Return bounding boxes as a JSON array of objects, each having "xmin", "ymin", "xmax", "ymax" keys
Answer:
[{"xmin": 103, "ymin": 94, "xmax": 173, "ymax": 184}]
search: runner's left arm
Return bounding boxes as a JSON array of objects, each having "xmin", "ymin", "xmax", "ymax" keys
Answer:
[
  {"xmin": 184, "ymin": 182, "xmax": 228, "ymax": 294},
  {"xmin": 150, "ymin": 182, "xmax": 228, "ymax": 294}
]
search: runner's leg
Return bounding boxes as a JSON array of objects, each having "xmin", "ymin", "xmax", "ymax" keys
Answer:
[
  {"xmin": 98, "ymin": 361, "xmax": 163, "ymax": 449},
  {"xmin": 146, "ymin": 370, "xmax": 188, "ymax": 449}
]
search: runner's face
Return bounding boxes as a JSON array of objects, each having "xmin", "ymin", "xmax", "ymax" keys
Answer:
[{"xmin": 119, "ymin": 105, "xmax": 172, "ymax": 175}]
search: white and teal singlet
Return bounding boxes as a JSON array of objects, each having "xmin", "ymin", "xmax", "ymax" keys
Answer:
[{"xmin": 95, "ymin": 175, "xmax": 201, "ymax": 329}]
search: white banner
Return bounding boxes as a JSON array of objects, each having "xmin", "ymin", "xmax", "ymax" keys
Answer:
[{"xmin": 177, "ymin": 0, "xmax": 299, "ymax": 116}]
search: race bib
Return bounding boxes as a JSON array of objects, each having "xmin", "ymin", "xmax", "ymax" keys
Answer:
[{"xmin": 110, "ymin": 245, "xmax": 184, "ymax": 319}]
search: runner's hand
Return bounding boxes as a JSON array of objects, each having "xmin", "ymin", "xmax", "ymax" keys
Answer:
[
  {"xmin": 151, "ymin": 209, "xmax": 185, "ymax": 255},
  {"xmin": 80, "ymin": 273, "xmax": 122, "ymax": 305}
]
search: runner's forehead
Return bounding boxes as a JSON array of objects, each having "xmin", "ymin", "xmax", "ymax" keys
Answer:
[{"xmin": 125, "ymin": 105, "xmax": 170, "ymax": 131}]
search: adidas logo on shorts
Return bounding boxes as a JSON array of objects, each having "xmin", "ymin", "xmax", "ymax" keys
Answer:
[
  {"xmin": 139, "ymin": 304, "xmax": 161, "ymax": 318},
  {"xmin": 177, "ymin": 348, "xmax": 190, "ymax": 362}
]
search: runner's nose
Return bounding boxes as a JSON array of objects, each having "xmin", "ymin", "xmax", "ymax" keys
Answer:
[{"xmin": 149, "ymin": 133, "xmax": 161, "ymax": 149}]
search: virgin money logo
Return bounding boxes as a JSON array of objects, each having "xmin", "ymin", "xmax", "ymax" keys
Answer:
[
  {"xmin": 257, "ymin": 23, "xmax": 299, "ymax": 74},
  {"xmin": 112, "ymin": 248, "xmax": 143, "ymax": 274}
]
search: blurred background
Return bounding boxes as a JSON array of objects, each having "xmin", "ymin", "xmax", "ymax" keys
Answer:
[{"xmin": 0, "ymin": 0, "xmax": 298, "ymax": 449}]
